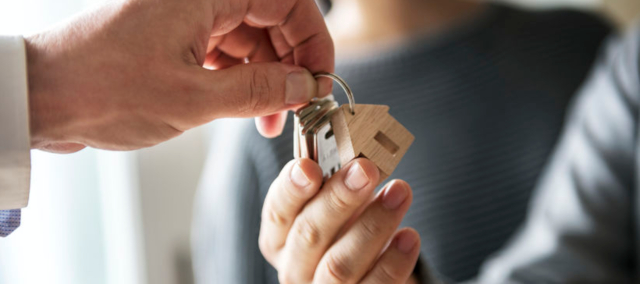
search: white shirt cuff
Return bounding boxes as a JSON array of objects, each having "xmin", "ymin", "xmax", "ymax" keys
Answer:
[{"xmin": 0, "ymin": 35, "xmax": 31, "ymax": 210}]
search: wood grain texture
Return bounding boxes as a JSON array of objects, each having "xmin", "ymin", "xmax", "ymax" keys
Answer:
[{"xmin": 331, "ymin": 104, "xmax": 415, "ymax": 182}]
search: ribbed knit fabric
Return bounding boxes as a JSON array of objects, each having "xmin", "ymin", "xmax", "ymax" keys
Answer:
[{"xmin": 192, "ymin": 4, "xmax": 611, "ymax": 283}]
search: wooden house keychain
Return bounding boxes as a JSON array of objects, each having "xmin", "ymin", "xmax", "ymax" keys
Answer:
[{"xmin": 294, "ymin": 73, "xmax": 415, "ymax": 181}]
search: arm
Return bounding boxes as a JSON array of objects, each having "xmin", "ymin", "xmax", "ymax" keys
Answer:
[
  {"xmin": 25, "ymin": 0, "xmax": 332, "ymax": 153},
  {"xmin": 476, "ymin": 29, "xmax": 640, "ymax": 283},
  {"xmin": 1, "ymin": 0, "xmax": 334, "ymax": 235}
]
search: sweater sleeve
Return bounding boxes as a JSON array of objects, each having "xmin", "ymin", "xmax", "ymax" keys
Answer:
[
  {"xmin": 0, "ymin": 35, "xmax": 31, "ymax": 210},
  {"xmin": 475, "ymin": 28, "xmax": 640, "ymax": 283}
]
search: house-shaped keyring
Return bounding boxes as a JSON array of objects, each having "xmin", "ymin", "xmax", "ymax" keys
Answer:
[{"xmin": 330, "ymin": 104, "xmax": 415, "ymax": 181}]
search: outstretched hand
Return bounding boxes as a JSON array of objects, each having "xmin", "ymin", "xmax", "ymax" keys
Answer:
[
  {"xmin": 259, "ymin": 158, "xmax": 421, "ymax": 283},
  {"xmin": 26, "ymin": 0, "xmax": 334, "ymax": 153}
]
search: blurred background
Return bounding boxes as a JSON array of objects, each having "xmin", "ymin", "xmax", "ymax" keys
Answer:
[{"xmin": 0, "ymin": 0, "xmax": 638, "ymax": 283}]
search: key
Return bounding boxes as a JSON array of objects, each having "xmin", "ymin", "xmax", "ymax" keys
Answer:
[{"xmin": 294, "ymin": 96, "xmax": 341, "ymax": 179}]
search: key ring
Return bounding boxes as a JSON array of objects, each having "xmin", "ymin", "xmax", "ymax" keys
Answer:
[{"xmin": 314, "ymin": 73, "xmax": 356, "ymax": 114}]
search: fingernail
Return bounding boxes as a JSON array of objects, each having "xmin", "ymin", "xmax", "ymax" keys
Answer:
[
  {"xmin": 396, "ymin": 231, "xmax": 418, "ymax": 254},
  {"xmin": 382, "ymin": 181, "xmax": 408, "ymax": 210},
  {"xmin": 290, "ymin": 162, "xmax": 310, "ymax": 188},
  {"xmin": 344, "ymin": 161, "xmax": 370, "ymax": 191},
  {"xmin": 286, "ymin": 70, "xmax": 315, "ymax": 105}
]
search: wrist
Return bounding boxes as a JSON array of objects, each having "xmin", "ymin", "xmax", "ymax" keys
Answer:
[
  {"xmin": 26, "ymin": 34, "xmax": 49, "ymax": 148},
  {"xmin": 24, "ymin": 2, "xmax": 141, "ymax": 152},
  {"xmin": 25, "ymin": 33, "xmax": 79, "ymax": 151}
]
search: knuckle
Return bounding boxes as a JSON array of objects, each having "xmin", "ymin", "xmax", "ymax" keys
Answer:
[
  {"xmin": 294, "ymin": 216, "xmax": 323, "ymax": 247},
  {"xmin": 266, "ymin": 208, "xmax": 289, "ymax": 227},
  {"xmin": 325, "ymin": 254, "xmax": 355, "ymax": 283},
  {"xmin": 283, "ymin": 184, "xmax": 308, "ymax": 205},
  {"xmin": 324, "ymin": 189, "xmax": 352, "ymax": 215},
  {"xmin": 358, "ymin": 217, "xmax": 384, "ymax": 241},
  {"xmin": 241, "ymin": 66, "xmax": 273, "ymax": 115}
]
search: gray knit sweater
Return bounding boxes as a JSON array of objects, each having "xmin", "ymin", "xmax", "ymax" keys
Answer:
[{"xmin": 192, "ymin": 4, "xmax": 610, "ymax": 283}]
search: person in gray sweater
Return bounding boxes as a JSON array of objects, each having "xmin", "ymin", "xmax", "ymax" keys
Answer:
[{"xmin": 191, "ymin": 0, "xmax": 611, "ymax": 283}]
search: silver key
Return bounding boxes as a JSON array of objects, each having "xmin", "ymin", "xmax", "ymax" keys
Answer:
[
  {"xmin": 294, "ymin": 95, "xmax": 341, "ymax": 180},
  {"xmin": 293, "ymin": 73, "xmax": 356, "ymax": 180}
]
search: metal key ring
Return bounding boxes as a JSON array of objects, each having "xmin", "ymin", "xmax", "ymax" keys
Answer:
[{"xmin": 314, "ymin": 73, "xmax": 356, "ymax": 114}]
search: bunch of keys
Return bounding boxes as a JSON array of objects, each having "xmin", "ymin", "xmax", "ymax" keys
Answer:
[{"xmin": 294, "ymin": 73, "xmax": 414, "ymax": 181}]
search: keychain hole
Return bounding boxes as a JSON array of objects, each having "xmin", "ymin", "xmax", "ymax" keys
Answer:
[{"xmin": 374, "ymin": 131, "xmax": 399, "ymax": 155}]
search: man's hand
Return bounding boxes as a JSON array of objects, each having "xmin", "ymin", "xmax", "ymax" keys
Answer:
[
  {"xmin": 25, "ymin": 0, "xmax": 334, "ymax": 153},
  {"xmin": 259, "ymin": 158, "xmax": 421, "ymax": 284}
]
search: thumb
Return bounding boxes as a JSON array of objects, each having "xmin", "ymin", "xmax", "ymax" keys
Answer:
[{"xmin": 203, "ymin": 62, "xmax": 318, "ymax": 119}]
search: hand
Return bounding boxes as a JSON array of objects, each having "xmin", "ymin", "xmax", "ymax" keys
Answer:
[
  {"xmin": 259, "ymin": 158, "xmax": 421, "ymax": 284},
  {"xmin": 25, "ymin": 0, "xmax": 334, "ymax": 153}
]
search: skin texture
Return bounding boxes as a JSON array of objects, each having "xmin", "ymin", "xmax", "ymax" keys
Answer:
[
  {"xmin": 259, "ymin": 158, "xmax": 421, "ymax": 284},
  {"xmin": 25, "ymin": 0, "xmax": 334, "ymax": 153}
]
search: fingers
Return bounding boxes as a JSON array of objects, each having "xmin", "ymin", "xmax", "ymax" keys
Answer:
[
  {"xmin": 213, "ymin": 23, "xmax": 279, "ymax": 63},
  {"xmin": 255, "ymin": 111, "xmax": 288, "ymax": 138},
  {"xmin": 197, "ymin": 0, "xmax": 333, "ymax": 125},
  {"xmin": 206, "ymin": 52, "xmax": 243, "ymax": 70},
  {"xmin": 361, "ymin": 228, "xmax": 421, "ymax": 284},
  {"xmin": 206, "ymin": 0, "xmax": 334, "ymax": 94},
  {"xmin": 278, "ymin": 159, "xmax": 380, "ymax": 283},
  {"xmin": 267, "ymin": 26, "xmax": 293, "ymax": 63},
  {"xmin": 246, "ymin": 0, "xmax": 334, "ymax": 96},
  {"xmin": 314, "ymin": 180, "xmax": 414, "ymax": 284},
  {"xmin": 209, "ymin": 23, "xmax": 288, "ymax": 137},
  {"xmin": 259, "ymin": 159, "xmax": 324, "ymax": 266},
  {"xmin": 208, "ymin": 24, "xmax": 289, "ymax": 137},
  {"xmin": 196, "ymin": 62, "xmax": 317, "ymax": 119}
]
